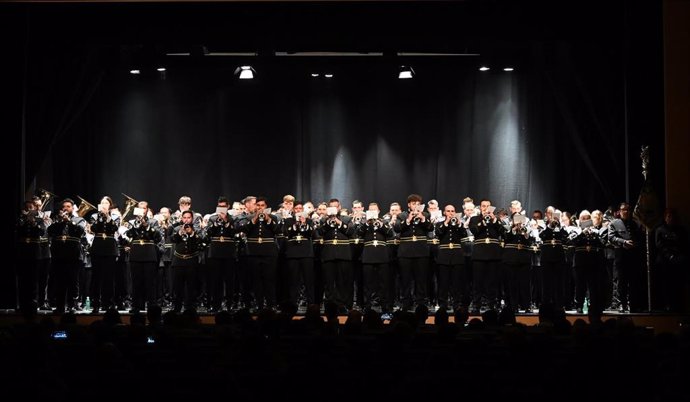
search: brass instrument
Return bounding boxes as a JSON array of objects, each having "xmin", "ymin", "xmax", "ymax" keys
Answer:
[
  {"xmin": 37, "ymin": 188, "xmax": 57, "ymax": 212},
  {"xmin": 121, "ymin": 193, "xmax": 139, "ymax": 222},
  {"xmin": 76, "ymin": 195, "xmax": 97, "ymax": 218},
  {"xmin": 450, "ymin": 217, "xmax": 459, "ymax": 226}
]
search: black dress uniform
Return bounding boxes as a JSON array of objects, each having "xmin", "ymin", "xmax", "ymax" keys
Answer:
[
  {"xmin": 349, "ymin": 216, "xmax": 366, "ymax": 308},
  {"xmin": 47, "ymin": 215, "xmax": 86, "ymax": 313},
  {"xmin": 571, "ymin": 226, "xmax": 606, "ymax": 314},
  {"xmin": 158, "ymin": 222, "xmax": 174, "ymax": 307},
  {"xmin": 126, "ymin": 219, "xmax": 163, "ymax": 312},
  {"xmin": 358, "ymin": 220, "xmax": 394, "ymax": 313},
  {"xmin": 15, "ymin": 211, "xmax": 48, "ymax": 313},
  {"xmin": 469, "ymin": 215, "xmax": 504, "ymax": 312},
  {"xmin": 204, "ymin": 214, "xmax": 238, "ymax": 311},
  {"xmin": 608, "ymin": 218, "xmax": 645, "ymax": 312},
  {"xmin": 435, "ymin": 219, "xmax": 470, "ymax": 310},
  {"xmin": 394, "ymin": 211, "xmax": 433, "ymax": 310},
  {"xmin": 318, "ymin": 216, "xmax": 354, "ymax": 309},
  {"xmin": 285, "ymin": 219, "xmax": 316, "ymax": 305},
  {"xmin": 88, "ymin": 212, "xmax": 119, "ymax": 312},
  {"xmin": 312, "ymin": 218, "xmax": 325, "ymax": 306},
  {"xmin": 539, "ymin": 224, "xmax": 568, "ymax": 308},
  {"xmin": 238, "ymin": 214, "xmax": 280, "ymax": 309},
  {"xmin": 501, "ymin": 227, "xmax": 533, "ymax": 312},
  {"xmin": 171, "ymin": 224, "xmax": 204, "ymax": 311}
]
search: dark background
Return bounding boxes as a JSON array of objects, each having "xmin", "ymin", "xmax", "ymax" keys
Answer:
[{"xmin": 8, "ymin": 0, "xmax": 664, "ymax": 215}]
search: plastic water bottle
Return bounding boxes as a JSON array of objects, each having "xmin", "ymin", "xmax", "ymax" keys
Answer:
[
  {"xmin": 582, "ymin": 297, "xmax": 588, "ymax": 314},
  {"xmin": 84, "ymin": 297, "xmax": 91, "ymax": 311}
]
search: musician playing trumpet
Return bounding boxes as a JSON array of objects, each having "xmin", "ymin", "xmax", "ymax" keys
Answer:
[
  {"xmin": 318, "ymin": 199, "xmax": 353, "ymax": 311},
  {"xmin": 203, "ymin": 197, "xmax": 237, "ymax": 312},
  {"xmin": 468, "ymin": 199, "xmax": 503, "ymax": 313},
  {"xmin": 88, "ymin": 196, "xmax": 119, "ymax": 313},
  {"xmin": 501, "ymin": 208, "xmax": 533, "ymax": 313},
  {"xmin": 435, "ymin": 204, "xmax": 470, "ymax": 311},
  {"xmin": 357, "ymin": 208, "xmax": 394, "ymax": 314},
  {"xmin": 284, "ymin": 201, "xmax": 316, "ymax": 306},
  {"xmin": 171, "ymin": 210, "xmax": 204, "ymax": 312},
  {"xmin": 16, "ymin": 200, "xmax": 49, "ymax": 314},
  {"xmin": 126, "ymin": 201, "xmax": 163, "ymax": 313}
]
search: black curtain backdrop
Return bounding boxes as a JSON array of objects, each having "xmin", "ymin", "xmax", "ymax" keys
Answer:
[{"xmin": 15, "ymin": 1, "xmax": 664, "ymax": 216}]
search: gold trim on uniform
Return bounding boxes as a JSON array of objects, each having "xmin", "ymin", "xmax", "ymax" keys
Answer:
[
  {"xmin": 474, "ymin": 238, "xmax": 500, "ymax": 245},
  {"xmin": 211, "ymin": 236, "xmax": 234, "ymax": 243},
  {"xmin": 365, "ymin": 240, "xmax": 387, "ymax": 247},
  {"xmin": 174, "ymin": 251, "xmax": 199, "ymax": 260},
  {"xmin": 400, "ymin": 236, "xmax": 425, "ymax": 243},
  {"xmin": 247, "ymin": 237, "xmax": 274, "ymax": 244},
  {"xmin": 439, "ymin": 243, "xmax": 460, "ymax": 250},
  {"xmin": 575, "ymin": 246, "xmax": 601, "ymax": 253},
  {"xmin": 504, "ymin": 244, "xmax": 528, "ymax": 250}
]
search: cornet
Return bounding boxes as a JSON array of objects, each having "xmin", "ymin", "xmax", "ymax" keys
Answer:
[{"xmin": 449, "ymin": 217, "xmax": 459, "ymax": 226}]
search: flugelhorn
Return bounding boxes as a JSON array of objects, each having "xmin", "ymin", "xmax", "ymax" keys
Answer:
[{"xmin": 76, "ymin": 195, "xmax": 97, "ymax": 218}]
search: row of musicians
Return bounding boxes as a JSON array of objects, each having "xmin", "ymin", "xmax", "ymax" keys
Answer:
[{"xmin": 17, "ymin": 198, "xmax": 633, "ymax": 315}]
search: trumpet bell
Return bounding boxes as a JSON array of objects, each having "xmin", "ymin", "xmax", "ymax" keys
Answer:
[
  {"xmin": 121, "ymin": 193, "xmax": 139, "ymax": 221},
  {"xmin": 37, "ymin": 188, "xmax": 58, "ymax": 212}
]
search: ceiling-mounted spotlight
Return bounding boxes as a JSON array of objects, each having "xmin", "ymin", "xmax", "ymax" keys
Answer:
[
  {"xmin": 311, "ymin": 73, "xmax": 320, "ymax": 77},
  {"xmin": 156, "ymin": 67, "xmax": 166, "ymax": 72},
  {"xmin": 129, "ymin": 69, "xmax": 141, "ymax": 75},
  {"xmin": 503, "ymin": 67, "xmax": 514, "ymax": 72},
  {"xmin": 479, "ymin": 66, "xmax": 490, "ymax": 71},
  {"xmin": 398, "ymin": 65, "xmax": 415, "ymax": 79},
  {"xmin": 324, "ymin": 73, "xmax": 334, "ymax": 78},
  {"xmin": 235, "ymin": 65, "xmax": 256, "ymax": 79}
]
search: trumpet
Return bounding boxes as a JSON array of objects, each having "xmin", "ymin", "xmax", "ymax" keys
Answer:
[
  {"xmin": 449, "ymin": 217, "xmax": 459, "ymax": 226},
  {"xmin": 373, "ymin": 219, "xmax": 382, "ymax": 230},
  {"xmin": 76, "ymin": 196, "xmax": 97, "ymax": 218}
]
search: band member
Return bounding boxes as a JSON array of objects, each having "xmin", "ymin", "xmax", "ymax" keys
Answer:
[
  {"xmin": 31, "ymin": 196, "xmax": 52, "ymax": 310},
  {"xmin": 319, "ymin": 198, "xmax": 353, "ymax": 311},
  {"xmin": 204, "ymin": 197, "xmax": 238, "ymax": 312},
  {"xmin": 275, "ymin": 195, "xmax": 295, "ymax": 303},
  {"xmin": 655, "ymin": 208, "xmax": 687, "ymax": 312},
  {"xmin": 155, "ymin": 207, "xmax": 174, "ymax": 307},
  {"xmin": 15, "ymin": 200, "xmax": 48, "ymax": 314},
  {"xmin": 234, "ymin": 196, "xmax": 256, "ymax": 309},
  {"xmin": 126, "ymin": 201, "xmax": 163, "ymax": 313},
  {"xmin": 529, "ymin": 210, "xmax": 546, "ymax": 310},
  {"xmin": 284, "ymin": 201, "xmax": 316, "ymax": 305},
  {"xmin": 384, "ymin": 202, "xmax": 402, "ymax": 306},
  {"xmin": 426, "ymin": 199, "xmax": 443, "ymax": 308},
  {"xmin": 501, "ymin": 209, "xmax": 533, "ymax": 313},
  {"xmin": 608, "ymin": 202, "xmax": 645, "ymax": 312},
  {"xmin": 358, "ymin": 208, "xmax": 394, "ymax": 314},
  {"xmin": 468, "ymin": 199, "xmax": 503, "ymax": 314},
  {"xmin": 539, "ymin": 207, "xmax": 567, "ymax": 309},
  {"xmin": 560, "ymin": 211, "xmax": 577, "ymax": 310},
  {"xmin": 47, "ymin": 199, "xmax": 86, "ymax": 313},
  {"xmin": 172, "ymin": 196, "xmax": 203, "ymax": 229},
  {"xmin": 88, "ymin": 196, "xmax": 119, "ymax": 313},
  {"xmin": 435, "ymin": 204, "xmax": 470, "ymax": 311},
  {"xmin": 570, "ymin": 210, "xmax": 606, "ymax": 314},
  {"xmin": 238, "ymin": 196, "xmax": 279, "ymax": 309},
  {"xmin": 350, "ymin": 200, "xmax": 366, "ymax": 308},
  {"xmin": 311, "ymin": 201, "xmax": 327, "ymax": 306},
  {"xmin": 461, "ymin": 199, "xmax": 476, "ymax": 298},
  {"xmin": 171, "ymin": 210, "xmax": 204, "ymax": 312},
  {"xmin": 394, "ymin": 194, "xmax": 433, "ymax": 311}
]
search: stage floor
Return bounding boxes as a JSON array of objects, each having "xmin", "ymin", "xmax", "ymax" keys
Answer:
[{"xmin": 0, "ymin": 308, "xmax": 685, "ymax": 334}]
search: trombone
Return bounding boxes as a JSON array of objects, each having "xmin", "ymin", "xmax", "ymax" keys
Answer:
[
  {"xmin": 36, "ymin": 188, "xmax": 57, "ymax": 212},
  {"xmin": 121, "ymin": 193, "xmax": 139, "ymax": 222},
  {"xmin": 76, "ymin": 195, "xmax": 97, "ymax": 218}
]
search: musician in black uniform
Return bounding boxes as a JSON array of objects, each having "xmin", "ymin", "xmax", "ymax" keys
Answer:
[
  {"xmin": 88, "ymin": 196, "xmax": 119, "ymax": 313},
  {"xmin": 319, "ymin": 199, "xmax": 353, "ymax": 311},
  {"xmin": 284, "ymin": 201, "xmax": 316, "ymax": 306},
  {"xmin": 126, "ymin": 201, "xmax": 163, "ymax": 313},
  {"xmin": 171, "ymin": 210, "xmax": 204, "ymax": 312},
  {"xmin": 349, "ymin": 200, "xmax": 366, "ymax": 308},
  {"xmin": 570, "ymin": 210, "xmax": 606, "ymax": 315},
  {"xmin": 16, "ymin": 200, "xmax": 48, "ymax": 314},
  {"xmin": 47, "ymin": 199, "xmax": 86, "ymax": 313},
  {"xmin": 394, "ymin": 194, "xmax": 433, "ymax": 311},
  {"xmin": 655, "ymin": 208, "xmax": 688, "ymax": 312},
  {"xmin": 468, "ymin": 199, "xmax": 503, "ymax": 313},
  {"xmin": 384, "ymin": 202, "xmax": 402, "ymax": 307},
  {"xmin": 608, "ymin": 202, "xmax": 645, "ymax": 312},
  {"xmin": 435, "ymin": 204, "xmax": 470, "ymax": 311},
  {"xmin": 238, "ymin": 196, "xmax": 279, "ymax": 309},
  {"xmin": 358, "ymin": 209, "xmax": 394, "ymax": 314},
  {"xmin": 31, "ymin": 196, "xmax": 52, "ymax": 310},
  {"xmin": 539, "ymin": 209, "xmax": 568, "ymax": 309},
  {"xmin": 156, "ymin": 207, "xmax": 174, "ymax": 308},
  {"xmin": 203, "ymin": 197, "xmax": 237, "ymax": 312},
  {"xmin": 234, "ymin": 196, "xmax": 256, "ymax": 309},
  {"xmin": 501, "ymin": 212, "xmax": 533, "ymax": 312}
]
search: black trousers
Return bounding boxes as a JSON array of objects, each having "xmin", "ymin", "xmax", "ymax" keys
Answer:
[
  {"xmin": 363, "ymin": 263, "xmax": 391, "ymax": 312},
  {"xmin": 575, "ymin": 258, "xmax": 605, "ymax": 313},
  {"xmin": 130, "ymin": 261, "xmax": 158, "ymax": 311},
  {"xmin": 16, "ymin": 259, "xmax": 39, "ymax": 313},
  {"xmin": 541, "ymin": 261, "xmax": 564, "ymax": 308},
  {"xmin": 114, "ymin": 255, "xmax": 129, "ymax": 308},
  {"xmin": 173, "ymin": 265, "xmax": 198, "ymax": 311},
  {"xmin": 90, "ymin": 256, "xmax": 116, "ymax": 310},
  {"xmin": 247, "ymin": 256, "xmax": 277, "ymax": 308},
  {"xmin": 207, "ymin": 257, "xmax": 237, "ymax": 310},
  {"xmin": 472, "ymin": 260, "xmax": 499, "ymax": 309},
  {"xmin": 322, "ymin": 260, "xmax": 353, "ymax": 308},
  {"xmin": 503, "ymin": 262, "xmax": 530, "ymax": 310},
  {"xmin": 398, "ymin": 257, "xmax": 429, "ymax": 309},
  {"xmin": 614, "ymin": 250, "xmax": 644, "ymax": 310},
  {"xmin": 287, "ymin": 257, "xmax": 315, "ymax": 305},
  {"xmin": 51, "ymin": 259, "xmax": 80, "ymax": 312},
  {"xmin": 437, "ymin": 263, "xmax": 467, "ymax": 309}
]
